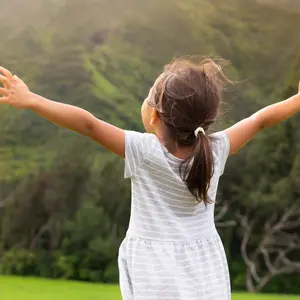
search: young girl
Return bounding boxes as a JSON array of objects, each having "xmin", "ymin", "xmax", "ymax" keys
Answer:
[{"xmin": 0, "ymin": 59, "xmax": 299, "ymax": 300}]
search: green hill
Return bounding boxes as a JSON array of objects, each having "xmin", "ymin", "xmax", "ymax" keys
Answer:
[
  {"xmin": 0, "ymin": 0, "xmax": 300, "ymax": 294},
  {"xmin": 256, "ymin": 0, "xmax": 300, "ymax": 11},
  {"xmin": 0, "ymin": 0, "xmax": 299, "ymax": 182}
]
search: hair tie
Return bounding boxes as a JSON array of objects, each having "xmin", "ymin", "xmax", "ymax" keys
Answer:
[{"xmin": 194, "ymin": 127, "xmax": 205, "ymax": 137}]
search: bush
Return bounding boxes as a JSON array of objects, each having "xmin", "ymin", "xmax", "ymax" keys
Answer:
[
  {"xmin": 55, "ymin": 255, "xmax": 76, "ymax": 279},
  {"xmin": 103, "ymin": 262, "xmax": 119, "ymax": 283},
  {"xmin": 0, "ymin": 248, "xmax": 37, "ymax": 276}
]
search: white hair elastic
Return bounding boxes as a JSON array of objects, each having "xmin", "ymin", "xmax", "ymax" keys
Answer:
[{"xmin": 194, "ymin": 127, "xmax": 205, "ymax": 137}]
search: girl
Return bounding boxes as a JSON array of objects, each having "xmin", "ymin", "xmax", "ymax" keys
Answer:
[{"xmin": 0, "ymin": 59, "xmax": 299, "ymax": 300}]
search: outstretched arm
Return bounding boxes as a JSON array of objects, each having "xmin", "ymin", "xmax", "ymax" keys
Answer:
[
  {"xmin": 224, "ymin": 82, "xmax": 300, "ymax": 155},
  {"xmin": 0, "ymin": 67, "xmax": 125, "ymax": 157}
]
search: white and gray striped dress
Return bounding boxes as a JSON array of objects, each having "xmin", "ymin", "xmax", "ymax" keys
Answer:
[{"xmin": 118, "ymin": 130, "xmax": 231, "ymax": 300}]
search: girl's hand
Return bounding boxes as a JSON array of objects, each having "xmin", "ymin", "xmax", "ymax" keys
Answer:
[{"xmin": 0, "ymin": 67, "xmax": 33, "ymax": 109}]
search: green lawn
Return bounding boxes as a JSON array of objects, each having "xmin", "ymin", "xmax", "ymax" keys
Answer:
[{"xmin": 0, "ymin": 276, "xmax": 299, "ymax": 300}]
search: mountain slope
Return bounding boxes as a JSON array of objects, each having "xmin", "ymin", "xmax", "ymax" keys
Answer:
[
  {"xmin": 0, "ymin": 0, "xmax": 299, "ymax": 184},
  {"xmin": 256, "ymin": 0, "xmax": 300, "ymax": 11}
]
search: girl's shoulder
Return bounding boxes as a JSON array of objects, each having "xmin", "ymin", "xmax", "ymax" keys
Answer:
[
  {"xmin": 210, "ymin": 131, "xmax": 230, "ymax": 152},
  {"xmin": 124, "ymin": 130, "xmax": 160, "ymax": 178},
  {"xmin": 209, "ymin": 131, "xmax": 230, "ymax": 175},
  {"xmin": 125, "ymin": 130, "xmax": 159, "ymax": 152}
]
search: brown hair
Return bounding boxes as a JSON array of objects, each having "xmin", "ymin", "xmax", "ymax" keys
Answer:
[{"xmin": 148, "ymin": 57, "xmax": 230, "ymax": 205}]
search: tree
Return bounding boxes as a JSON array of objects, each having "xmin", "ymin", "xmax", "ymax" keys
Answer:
[
  {"xmin": 236, "ymin": 205, "xmax": 300, "ymax": 292},
  {"xmin": 234, "ymin": 54, "xmax": 300, "ymax": 293}
]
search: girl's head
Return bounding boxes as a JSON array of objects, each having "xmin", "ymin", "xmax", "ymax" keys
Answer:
[{"xmin": 142, "ymin": 57, "xmax": 230, "ymax": 204}]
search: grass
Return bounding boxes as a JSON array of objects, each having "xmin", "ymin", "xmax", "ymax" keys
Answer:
[{"xmin": 0, "ymin": 276, "xmax": 299, "ymax": 300}]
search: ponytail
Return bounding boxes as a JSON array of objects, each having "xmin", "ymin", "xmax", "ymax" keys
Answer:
[{"xmin": 180, "ymin": 132, "xmax": 214, "ymax": 205}]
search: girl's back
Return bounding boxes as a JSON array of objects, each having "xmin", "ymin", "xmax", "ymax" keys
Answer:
[
  {"xmin": 118, "ymin": 130, "xmax": 231, "ymax": 299},
  {"xmin": 124, "ymin": 130, "xmax": 229, "ymax": 241}
]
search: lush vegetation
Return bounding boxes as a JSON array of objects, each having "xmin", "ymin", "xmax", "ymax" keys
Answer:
[
  {"xmin": 0, "ymin": 0, "xmax": 300, "ymax": 295},
  {"xmin": 1, "ymin": 276, "xmax": 300, "ymax": 300}
]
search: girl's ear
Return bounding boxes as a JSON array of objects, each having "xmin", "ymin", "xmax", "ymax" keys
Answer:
[{"xmin": 150, "ymin": 108, "xmax": 159, "ymax": 125}]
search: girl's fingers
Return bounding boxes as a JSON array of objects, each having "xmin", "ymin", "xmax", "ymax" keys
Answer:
[
  {"xmin": 0, "ymin": 87, "xmax": 7, "ymax": 95},
  {"xmin": 0, "ymin": 66, "xmax": 14, "ymax": 81},
  {"xmin": 0, "ymin": 75, "xmax": 10, "ymax": 88},
  {"xmin": 14, "ymin": 75, "xmax": 24, "ymax": 84}
]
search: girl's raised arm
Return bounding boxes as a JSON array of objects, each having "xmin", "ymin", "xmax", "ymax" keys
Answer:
[
  {"xmin": 0, "ymin": 67, "xmax": 125, "ymax": 157},
  {"xmin": 224, "ymin": 82, "xmax": 300, "ymax": 155}
]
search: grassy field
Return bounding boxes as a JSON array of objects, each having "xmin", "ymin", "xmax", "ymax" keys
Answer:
[{"xmin": 1, "ymin": 276, "xmax": 299, "ymax": 300}]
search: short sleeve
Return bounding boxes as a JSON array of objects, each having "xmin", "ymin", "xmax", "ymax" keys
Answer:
[
  {"xmin": 210, "ymin": 131, "xmax": 230, "ymax": 176},
  {"xmin": 124, "ymin": 130, "xmax": 152, "ymax": 178}
]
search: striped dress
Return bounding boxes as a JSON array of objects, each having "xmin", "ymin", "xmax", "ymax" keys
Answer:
[{"xmin": 118, "ymin": 130, "xmax": 231, "ymax": 300}]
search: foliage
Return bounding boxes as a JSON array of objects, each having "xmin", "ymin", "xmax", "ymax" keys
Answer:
[
  {"xmin": 0, "ymin": 249, "xmax": 37, "ymax": 276},
  {"xmin": 0, "ymin": 0, "xmax": 300, "ymax": 295}
]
